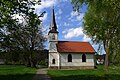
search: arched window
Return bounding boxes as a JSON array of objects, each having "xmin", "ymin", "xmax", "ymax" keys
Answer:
[
  {"xmin": 52, "ymin": 34, "xmax": 55, "ymax": 40},
  {"xmin": 68, "ymin": 54, "xmax": 72, "ymax": 62},
  {"xmin": 52, "ymin": 59, "xmax": 55, "ymax": 64},
  {"xmin": 82, "ymin": 54, "xmax": 86, "ymax": 62}
]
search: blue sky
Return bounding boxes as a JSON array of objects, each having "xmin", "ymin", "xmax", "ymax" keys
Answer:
[{"xmin": 33, "ymin": 0, "xmax": 104, "ymax": 54}]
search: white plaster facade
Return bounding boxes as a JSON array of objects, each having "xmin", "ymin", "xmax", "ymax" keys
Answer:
[
  {"xmin": 48, "ymin": 32, "xmax": 59, "ymax": 68},
  {"xmin": 48, "ymin": 52, "xmax": 59, "ymax": 67},
  {"xmin": 48, "ymin": 50, "xmax": 95, "ymax": 69},
  {"xmin": 59, "ymin": 53, "xmax": 95, "ymax": 68}
]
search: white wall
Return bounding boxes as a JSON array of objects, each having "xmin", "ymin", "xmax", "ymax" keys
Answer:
[
  {"xmin": 49, "ymin": 42, "xmax": 58, "ymax": 52},
  {"xmin": 48, "ymin": 33, "xmax": 58, "ymax": 42},
  {"xmin": 49, "ymin": 52, "xmax": 59, "ymax": 67},
  {"xmin": 48, "ymin": 32, "xmax": 59, "ymax": 67},
  {"xmin": 60, "ymin": 53, "xmax": 95, "ymax": 67},
  {"xmin": 48, "ymin": 33, "xmax": 58, "ymax": 52}
]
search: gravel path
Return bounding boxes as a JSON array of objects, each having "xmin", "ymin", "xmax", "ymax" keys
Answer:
[{"xmin": 32, "ymin": 68, "xmax": 51, "ymax": 80}]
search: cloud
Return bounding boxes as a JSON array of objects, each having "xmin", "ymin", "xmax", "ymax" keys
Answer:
[
  {"xmin": 62, "ymin": 27, "xmax": 84, "ymax": 39},
  {"xmin": 62, "ymin": 26, "xmax": 91, "ymax": 41},
  {"xmin": 71, "ymin": 11, "xmax": 79, "ymax": 16},
  {"xmin": 57, "ymin": 16, "xmax": 61, "ymax": 20},
  {"xmin": 57, "ymin": 9, "xmax": 62, "ymax": 15},
  {"xmin": 32, "ymin": 0, "xmax": 69, "ymax": 13},
  {"xmin": 76, "ymin": 13, "xmax": 84, "ymax": 21},
  {"xmin": 42, "ymin": 24, "xmax": 49, "ymax": 39},
  {"xmin": 33, "ymin": 0, "xmax": 58, "ymax": 13},
  {"xmin": 55, "ymin": 9, "xmax": 62, "ymax": 20},
  {"xmin": 82, "ymin": 35, "xmax": 91, "ymax": 41},
  {"xmin": 64, "ymin": 22, "xmax": 70, "ymax": 26},
  {"xmin": 69, "ymin": 11, "xmax": 84, "ymax": 22},
  {"xmin": 60, "ymin": 0, "xmax": 69, "ymax": 2}
]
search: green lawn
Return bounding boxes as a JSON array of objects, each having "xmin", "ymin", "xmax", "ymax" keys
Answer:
[
  {"xmin": 48, "ymin": 65, "xmax": 120, "ymax": 80},
  {"xmin": 0, "ymin": 65, "xmax": 37, "ymax": 80}
]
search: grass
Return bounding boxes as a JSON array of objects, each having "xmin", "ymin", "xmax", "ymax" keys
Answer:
[
  {"xmin": 48, "ymin": 65, "xmax": 120, "ymax": 80},
  {"xmin": 0, "ymin": 65, "xmax": 37, "ymax": 80}
]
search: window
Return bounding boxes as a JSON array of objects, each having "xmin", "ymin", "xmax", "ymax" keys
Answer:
[
  {"xmin": 82, "ymin": 54, "xmax": 86, "ymax": 62},
  {"xmin": 68, "ymin": 54, "xmax": 72, "ymax": 62},
  {"xmin": 52, "ymin": 34, "xmax": 55, "ymax": 40},
  {"xmin": 52, "ymin": 59, "xmax": 55, "ymax": 64}
]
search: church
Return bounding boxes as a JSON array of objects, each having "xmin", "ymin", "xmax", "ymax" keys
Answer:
[{"xmin": 48, "ymin": 8, "xmax": 96, "ymax": 69}]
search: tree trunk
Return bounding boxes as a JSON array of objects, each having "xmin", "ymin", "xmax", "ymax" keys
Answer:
[
  {"xmin": 29, "ymin": 52, "xmax": 33, "ymax": 67},
  {"xmin": 103, "ymin": 40, "xmax": 109, "ymax": 69},
  {"xmin": 26, "ymin": 58, "xmax": 31, "ymax": 67},
  {"xmin": 24, "ymin": 52, "xmax": 31, "ymax": 67},
  {"xmin": 105, "ymin": 47, "xmax": 109, "ymax": 69}
]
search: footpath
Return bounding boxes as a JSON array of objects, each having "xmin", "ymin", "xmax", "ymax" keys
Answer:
[{"xmin": 32, "ymin": 68, "xmax": 51, "ymax": 80}]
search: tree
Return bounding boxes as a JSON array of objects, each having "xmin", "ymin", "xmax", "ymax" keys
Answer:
[
  {"xmin": 0, "ymin": 0, "xmax": 46, "ymax": 67},
  {"xmin": 17, "ymin": 11, "xmax": 46, "ymax": 67},
  {"xmin": 71, "ymin": 0, "xmax": 120, "ymax": 68}
]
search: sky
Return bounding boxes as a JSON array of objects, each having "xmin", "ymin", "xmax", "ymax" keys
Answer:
[{"xmin": 33, "ymin": 0, "xmax": 104, "ymax": 54}]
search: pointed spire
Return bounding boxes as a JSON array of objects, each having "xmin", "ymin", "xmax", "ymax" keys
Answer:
[{"xmin": 49, "ymin": 7, "xmax": 58, "ymax": 33}]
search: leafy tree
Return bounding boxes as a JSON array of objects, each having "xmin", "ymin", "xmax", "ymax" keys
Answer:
[
  {"xmin": 71, "ymin": 0, "xmax": 120, "ymax": 68},
  {"xmin": 0, "ymin": 0, "xmax": 47, "ymax": 67},
  {"xmin": 16, "ymin": 11, "xmax": 46, "ymax": 67}
]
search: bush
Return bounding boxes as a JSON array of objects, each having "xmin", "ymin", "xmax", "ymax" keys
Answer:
[{"xmin": 38, "ymin": 61, "xmax": 47, "ymax": 66}]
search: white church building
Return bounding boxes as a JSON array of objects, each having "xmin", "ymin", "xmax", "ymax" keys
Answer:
[{"xmin": 48, "ymin": 8, "xmax": 96, "ymax": 69}]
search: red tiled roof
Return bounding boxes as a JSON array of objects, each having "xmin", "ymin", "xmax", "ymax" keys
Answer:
[{"xmin": 57, "ymin": 41, "xmax": 95, "ymax": 53}]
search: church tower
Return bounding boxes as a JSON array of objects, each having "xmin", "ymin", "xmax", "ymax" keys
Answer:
[{"xmin": 48, "ymin": 8, "xmax": 59, "ymax": 68}]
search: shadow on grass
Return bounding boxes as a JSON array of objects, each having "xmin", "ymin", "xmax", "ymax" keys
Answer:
[
  {"xmin": 1, "ymin": 72, "xmax": 120, "ymax": 80},
  {"xmin": 0, "ymin": 74, "xmax": 51, "ymax": 80},
  {"xmin": 0, "ymin": 74, "xmax": 35, "ymax": 80},
  {"xmin": 51, "ymin": 74, "xmax": 120, "ymax": 80}
]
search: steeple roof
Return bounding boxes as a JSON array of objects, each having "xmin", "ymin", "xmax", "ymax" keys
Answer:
[{"xmin": 49, "ymin": 7, "xmax": 58, "ymax": 33}]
